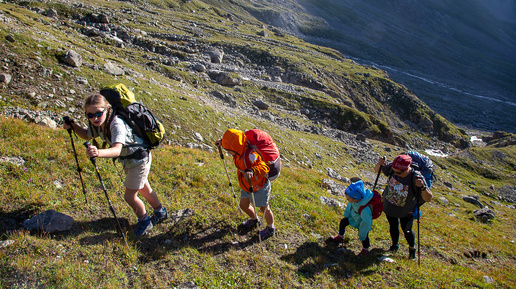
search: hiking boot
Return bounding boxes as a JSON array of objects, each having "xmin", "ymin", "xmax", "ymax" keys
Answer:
[
  {"xmin": 409, "ymin": 247, "xmax": 417, "ymax": 260},
  {"xmin": 387, "ymin": 244, "xmax": 399, "ymax": 254},
  {"xmin": 358, "ymin": 248, "xmax": 370, "ymax": 256},
  {"xmin": 259, "ymin": 226, "xmax": 275, "ymax": 239},
  {"xmin": 134, "ymin": 218, "xmax": 153, "ymax": 237},
  {"xmin": 241, "ymin": 218, "xmax": 259, "ymax": 228},
  {"xmin": 151, "ymin": 207, "xmax": 168, "ymax": 225},
  {"xmin": 326, "ymin": 235, "xmax": 345, "ymax": 243}
]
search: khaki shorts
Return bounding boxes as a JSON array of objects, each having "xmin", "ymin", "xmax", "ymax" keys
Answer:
[{"xmin": 123, "ymin": 153, "xmax": 152, "ymax": 190}]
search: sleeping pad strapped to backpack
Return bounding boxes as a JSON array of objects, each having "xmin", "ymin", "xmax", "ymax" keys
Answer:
[{"xmin": 99, "ymin": 83, "xmax": 166, "ymax": 149}]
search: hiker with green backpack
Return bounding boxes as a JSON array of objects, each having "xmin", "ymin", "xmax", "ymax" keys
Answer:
[
  {"xmin": 63, "ymin": 92, "xmax": 167, "ymax": 237},
  {"xmin": 375, "ymin": 154, "xmax": 433, "ymax": 259}
]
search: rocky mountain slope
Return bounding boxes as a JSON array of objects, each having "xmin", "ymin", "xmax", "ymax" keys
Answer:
[
  {"xmin": 226, "ymin": 0, "xmax": 516, "ymax": 133},
  {"xmin": 0, "ymin": 0, "xmax": 469, "ymax": 154}
]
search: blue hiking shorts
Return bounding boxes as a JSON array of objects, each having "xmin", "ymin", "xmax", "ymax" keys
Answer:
[{"xmin": 240, "ymin": 179, "xmax": 271, "ymax": 207}]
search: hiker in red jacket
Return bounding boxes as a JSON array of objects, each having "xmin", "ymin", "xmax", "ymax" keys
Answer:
[{"xmin": 215, "ymin": 129, "xmax": 276, "ymax": 239}]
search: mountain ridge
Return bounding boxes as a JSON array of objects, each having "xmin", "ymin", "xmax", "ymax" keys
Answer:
[
  {"xmin": 229, "ymin": 0, "xmax": 516, "ymax": 133},
  {"xmin": 0, "ymin": 0, "xmax": 471, "ymax": 152}
]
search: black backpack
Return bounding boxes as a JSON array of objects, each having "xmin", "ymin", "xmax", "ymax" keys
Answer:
[{"xmin": 99, "ymin": 83, "xmax": 166, "ymax": 149}]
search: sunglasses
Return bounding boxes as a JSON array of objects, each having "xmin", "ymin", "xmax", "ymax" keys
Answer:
[{"xmin": 85, "ymin": 108, "xmax": 106, "ymax": 119}]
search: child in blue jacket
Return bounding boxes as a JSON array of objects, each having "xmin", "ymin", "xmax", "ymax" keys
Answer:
[{"xmin": 327, "ymin": 180, "xmax": 373, "ymax": 256}]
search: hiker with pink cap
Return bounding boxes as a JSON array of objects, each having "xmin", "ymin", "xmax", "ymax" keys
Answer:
[{"xmin": 375, "ymin": 154, "xmax": 433, "ymax": 260}]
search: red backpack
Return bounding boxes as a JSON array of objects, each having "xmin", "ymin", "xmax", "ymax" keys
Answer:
[
  {"xmin": 244, "ymin": 129, "xmax": 281, "ymax": 181},
  {"xmin": 358, "ymin": 190, "xmax": 384, "ymax": 219}
]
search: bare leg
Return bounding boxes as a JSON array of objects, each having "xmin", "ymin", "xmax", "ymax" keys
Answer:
[
  {"xmin": 260, "ymin": 206, "xmax": 274, "ymax": 226},
  {"xmin": 240, "ymin": 198, "xmax": 257, "ymax": 219},
  {"xmin": 124, "ymin": 187, "xmax": 146, "ymax": 219},
  {"xmin": 124, "ymin": 181, "xmax": 162, "ymax": 219},
  {"xmin": 137, "ymin": 180, "xmax": 162, "ymax": 210}
]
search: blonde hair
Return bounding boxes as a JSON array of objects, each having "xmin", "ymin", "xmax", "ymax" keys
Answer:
[{"xmin": 84, "ymin": 93, "xmax": 111, "ymax": 109}]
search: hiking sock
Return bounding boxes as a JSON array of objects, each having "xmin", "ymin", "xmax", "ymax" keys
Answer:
[
  {"xmin": 154, "ymin": 206, "xmax": 165, "ymax": 214},
  {"xmin": 138, "ymin": 214, "xmax": 149, "ymax": 222}
]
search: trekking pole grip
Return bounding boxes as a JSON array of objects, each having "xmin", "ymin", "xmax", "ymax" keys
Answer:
[
  {"xmin": 247, "ymin": 174, "xmax": 253, "ymax": 193},
  {"xmin": 63, "ymin": 116, "xmax": 73, "ymax": 133},
  {"xmin": 217, "ymin": 145, "xmax": 224, "ymax": 160},
  {"xmin": 83, "ymin": 141, "xmax": 96, "ymax": 165},
  {"xmin": 373, "ymin": 156, "xmax": 385, "ymax": 191}
]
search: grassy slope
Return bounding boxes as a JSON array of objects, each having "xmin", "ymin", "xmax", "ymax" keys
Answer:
[
  {"xmin": 0, "ymin": 0, "xmax": 514, "ymax": 288},
  {"xmin": 1, "ymin": 117, "xmax": 515, "ymax": 288}
]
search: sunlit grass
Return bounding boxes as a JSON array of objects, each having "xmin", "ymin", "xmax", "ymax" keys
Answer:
[{"xmin": 0, "ymin": 117, "xmax": 514, "ymax": 288}]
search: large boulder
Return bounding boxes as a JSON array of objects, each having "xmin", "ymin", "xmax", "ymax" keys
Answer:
[{"xmin": 23, "ymin": 210, "xmax": 74, "ymax": 233}]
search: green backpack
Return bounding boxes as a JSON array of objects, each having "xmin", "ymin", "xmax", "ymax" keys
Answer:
[{"xmin": 100, "ymin": 83, "xmax": 166, "ymax": 149}]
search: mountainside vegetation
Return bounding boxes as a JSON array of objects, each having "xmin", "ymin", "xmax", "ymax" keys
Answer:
[{"xmin": 0, "ymin": 0, "xmax": 515, "ymax": 288}]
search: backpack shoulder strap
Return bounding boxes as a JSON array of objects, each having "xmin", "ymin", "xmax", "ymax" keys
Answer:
[
  {"xmin": 411, "ymin": 170, "xmax": 426, "ymax": 204},
  {"xmin": 240, "ymin": 147, "xmax": 254, "ymax": 171}
]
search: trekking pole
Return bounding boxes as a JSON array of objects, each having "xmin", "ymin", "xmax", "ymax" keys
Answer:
[
  {"xmin": 63, "ymin": 116, "xmax": 88, "ymax": 205},
  {"xmin": 248, "ymin": 178, "xmax": 262, "ymax": 244},
  {"xmin": 217, "ymin": 145, "xmax": 242, "ymax": 214},
  {"xmin": 417, "ymin": 192, "xmax": 421, "ymax": 267},
  {"xmin": 83, "ymin": 141, "xmax": 129, "ymax": 250},
  {"xmin": 373, "ymin": 157, "xmax": 384, "ymax": 191}
]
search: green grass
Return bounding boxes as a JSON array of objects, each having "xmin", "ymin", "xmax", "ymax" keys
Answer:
[
  {"xmin": 1, "ymin": 116, "xmax": 515, "ymax": 288},
  {"xmin": 0, "ymin": 0, "xmax": 514, "ymax": 287}
]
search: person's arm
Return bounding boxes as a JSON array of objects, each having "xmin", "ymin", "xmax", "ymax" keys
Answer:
[
  {"xmin": 374, "ymin": 156, "xmax": 386, "ymax": 174},
  {"xmin": 421, "ymin": 188, "xmax": 432, "ymax": 202},
  {"xmin": 86, "ymin": 142, "xmax": 122, "ymax": 158},
  {"xmin": 248, "ymin": 152, "xmax": 270, "ymax": 178},
  {"xmin": 414, "ymin": 178, "xmax": 433, "ymax": 202}
]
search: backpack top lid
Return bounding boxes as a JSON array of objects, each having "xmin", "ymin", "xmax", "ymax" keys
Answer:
[
  {"xmin": 100, "ymin": 83, "xmax": 136, "ymax": 110},
  {"xmin": 406, "ymin": 151, "xmax": 433, "ymax": 175}
]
